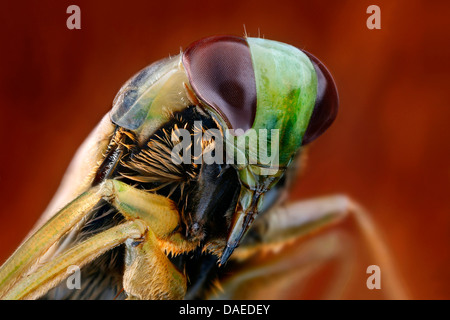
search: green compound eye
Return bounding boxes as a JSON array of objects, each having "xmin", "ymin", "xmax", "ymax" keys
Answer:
[{"xmin": 183, "ymin": 35, "xmax": 339, "ymax": 167}]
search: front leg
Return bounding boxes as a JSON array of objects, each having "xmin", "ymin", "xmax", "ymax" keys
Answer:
[
  {"xmin": 222, "ymin": 195, "xmax": 408, "ymax": 299},
  {"xmin": 123, "ymin": 229, "xmax": 187, "ymax": 300},
  {"xmin": 0, "ymin": 185, "xmax": 105, "ymax": 297},
  {"xmin": 1, "ymin": 179, "xmax": 192, "ymax": 300},
  {"xmin": 103, "ymin": 180, "xmax": 195, "ymax": 300},
  {"xmin": 2, "ymin": 220, "xmax": 146, "ymax": 300}
]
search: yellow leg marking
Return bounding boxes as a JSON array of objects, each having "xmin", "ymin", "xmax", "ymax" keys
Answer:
[
  {"xmin": 2, "ymin": 220, "xmax": 146, "ymax": 300},
  {"xmin": 123, "ymin": 228, "xmax": 186, "ymax": 300},
  {"xmin": 105, "ymin": 180, "xmax": 179, "ymax": 238},
  {"xmin": 102, "ymin": 180, "xmax": 192, "ymax": 299},
  {"xmin": 0, "ymin": 185, "xmax": 102, "ymax": 296},
  {"xmin": 105, "ymin": 180, "xmax": 199, "ymax": 255}
]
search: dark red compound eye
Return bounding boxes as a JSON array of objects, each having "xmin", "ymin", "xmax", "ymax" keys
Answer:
[
  {"xmin": 301, "ymin": 50, "xmax": 339, "ymax": 145},
  {"xmin": 182, "ymin": 35, "xmax": 257, "ymax": 133}
]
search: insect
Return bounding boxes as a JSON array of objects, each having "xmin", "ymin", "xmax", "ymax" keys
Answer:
[{"xmin": 0, "ymin": 35, "xmax": 404, "ymax": 300}]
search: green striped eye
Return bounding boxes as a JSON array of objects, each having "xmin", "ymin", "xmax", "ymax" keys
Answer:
[{"xmin": 183, "ymin": 36, "xmax": 338, "ymax": 165}]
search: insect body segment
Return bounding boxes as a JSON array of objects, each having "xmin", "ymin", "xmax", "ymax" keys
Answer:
[{"xmin": 0, "ymin": 35, "xmax": 340, "ymax": 300}]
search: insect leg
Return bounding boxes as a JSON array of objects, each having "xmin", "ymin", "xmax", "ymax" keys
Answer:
[
  {"xmin": 105, "ymin": 179, "xmax": 198, "ymax": 252},
  {"xmin": 104, "ymin": 179, "xmax": 180, "ymax": 238},
  {"xmin": 103, "ymin": 180, "xmax": 190, "ymax": 299},
  {"xmin": 211, "ymin": 231, "xmax": 351, "ymax": 299},
  {"xmin": 249, "ymin": 195, "xmax": 349, "ymax": 246},
  {"xmin": 2, "ymin": 220, "xmax": 146, "ymax": 300},
  {"xmin": 228, "ymin": 195, "xmax": 407, "ymax": 299},
  {"xmin": 1, "ymin": 179, "xmax": 190, "ymax": 300},
  {"xmin": 122, "ymin": 228, "xmax": 187, "ymax": 300},
  {"xmin": 0, "ymin": 185, "xmax": 104, "ymax": 296}
]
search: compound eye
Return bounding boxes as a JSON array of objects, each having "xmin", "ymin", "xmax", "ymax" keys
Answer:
[
  {"xmin": 301, "ymin": 50, "xmax": 339, "ymax": 145},
  {"xmin": 182, "ymin": 35, "xmax": 257, "ymax": 133}
]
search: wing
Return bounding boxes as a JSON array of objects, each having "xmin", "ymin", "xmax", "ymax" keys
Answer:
[{"xmin": 33, "ymin": 113, "xmax": 115, "ymax": 230}]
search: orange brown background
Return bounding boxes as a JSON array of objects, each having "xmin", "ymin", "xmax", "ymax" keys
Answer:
[{"xmin": 0, "ymin": 0, "xmax": 449, "ymax": 299}]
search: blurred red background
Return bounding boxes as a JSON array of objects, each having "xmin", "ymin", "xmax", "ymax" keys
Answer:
[{"xmin": 0, "ymin": 0, "xmax": 449, "ymax": 299}]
